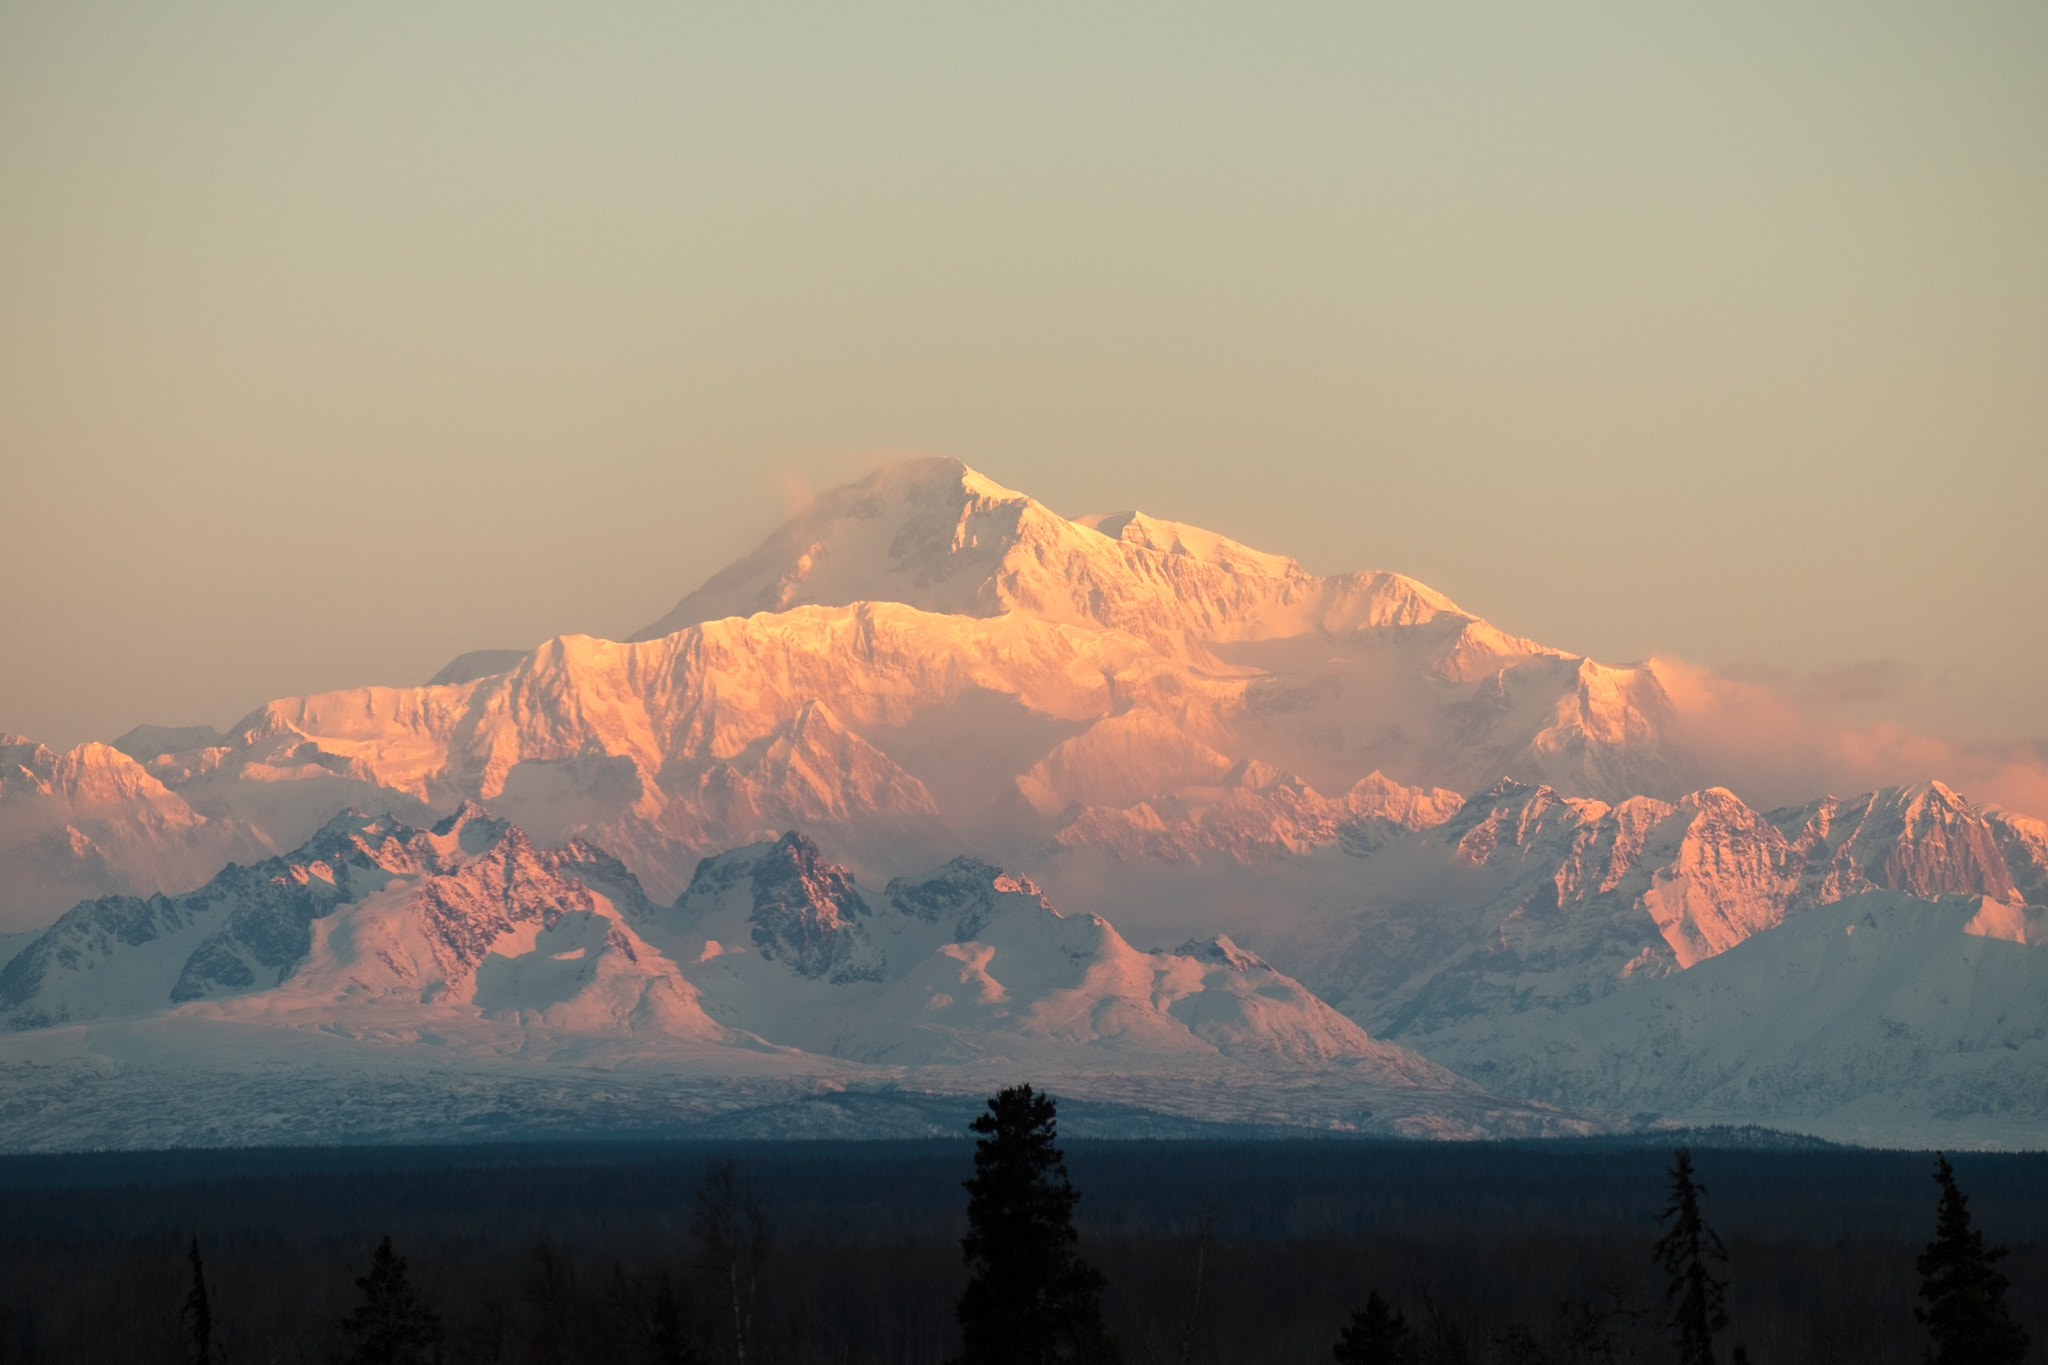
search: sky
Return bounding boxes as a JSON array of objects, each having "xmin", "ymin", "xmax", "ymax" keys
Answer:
[{"xmin": 3, "ymin": 2, "xmax": 2044, "ymax": 767}]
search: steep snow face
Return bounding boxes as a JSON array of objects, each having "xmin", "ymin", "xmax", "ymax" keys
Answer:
[
  {"xmin": 1433, "ymin": 890, "xmax": 2048, "ymax": 1146},
  {"xmin": 1773, "ymin": 782, "xmax": 2028, "ymax": 906},
  {"xmin": 1358, "ymin": 778, "xmax": 2048, "ymax": 1025},
  {"xmin": 89, "ymin": 590, "xmax": 1696, "ymax": 913},
  {"xmin": 627, "ymin": 456, "xmax": 1469, "ymax": 659},
  {"xmin": 0, "ymin": 735, "xmax": 272, "ymax": 931},
  {"xmin": 0, "ymin": 804, "xmax": 720, "ymax": 1041}
]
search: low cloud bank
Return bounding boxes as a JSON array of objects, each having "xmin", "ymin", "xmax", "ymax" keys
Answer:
[{"xmin": 1651, "ymin": 657, "xmax": 2048, "ymax": 819}]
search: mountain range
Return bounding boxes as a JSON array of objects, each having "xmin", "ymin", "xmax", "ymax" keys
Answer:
[{"xmin": 0, "ymin": 457, "xmax": 2040, "ymax": 1147}]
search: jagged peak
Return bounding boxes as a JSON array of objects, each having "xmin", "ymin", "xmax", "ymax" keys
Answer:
[
  {"xmin": 1223, "ymin": 758, "xmax": 1303, "ymax": 795},
  {"xmin": 428, "ymin": 800, "xmax": 511, "ymax": 855},
  {"xmin": 1074, "ymin": 510, "xmax": 1305, "ymax": 578},
  {"xmin": 1474, "ymin": 776, "xmax": 1547, "ymax": 805},
  {"xmin": 767, "ymin": 828, "xmax": 827, "ymax": 863},
  {"xmin": 1173, "ymin": 934, "xmax": 1265, "ymax": 971}
]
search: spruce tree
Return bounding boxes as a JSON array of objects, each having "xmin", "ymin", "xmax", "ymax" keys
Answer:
[
  {"xmin": 338, "ymin": 1235, "xmax": 444, "ymax": 1365},
  {"xmin": 1652, "ymin": 1148, "xmax": 1729, "ymax": 1365},
  {"xmin": 1332, "ymin": 1290, "xmax": 1414, "ymax": 1365},
  {"xmin": 180, "ymin": 1237, "xmax": 215, "ymax": 1365},
  {"xmin": 650, "ymin": 1272, "xmax": 701, "ymax": 1365},
  {"xmin": 1916, "ymin": 1153, "xmax": 2030, "ymax": 1365},
  {"xmin": 692, "ymin": 1158, "xmax": 769, "ymax": 1365},
  {"xmin": 955, "ymin": 1084, "xmax": 1120, "ymax": 1365}
]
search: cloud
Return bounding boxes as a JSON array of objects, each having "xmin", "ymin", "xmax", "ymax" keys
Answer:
[
  {"xmin": 775, "ymin": 472, "xmax": 817, "ymax": 519},
  {"xmin": 1650, "ymin": 657, "xmax": 2048, "ymax": 819}
]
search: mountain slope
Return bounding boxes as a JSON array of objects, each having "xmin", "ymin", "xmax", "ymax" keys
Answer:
[
  {"xmin": 1035, "ymin": 776, "xmax": 2048, "ymax": 1045},
  {"xmin": 0, "ymin": 815, "xmax": 1592, "ymax": 1142},
  {"xmin": 1435, "ymin": 889, "xmax": 2048, "ymax": 1146},
  {"xmin": 0, "ymin": 734, "xmax": 273, "ymax": 928},
  {"xmin": 0, "ymin": 804, "xmax": 721, "ymax": 1042},
  {"xmin": 645, "ymin": 831, "xmax": 1445, "ymax": 1078}
]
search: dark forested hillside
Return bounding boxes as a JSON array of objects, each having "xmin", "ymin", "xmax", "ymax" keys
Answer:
[{"xmin": 0, "ymin": 1138, "xmax": 2039, "ymax": 1363}]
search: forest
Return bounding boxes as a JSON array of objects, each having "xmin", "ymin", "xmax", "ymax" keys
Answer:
[{"xmin": 0, "ymin": 1127, "xmax": 2039, "ymax": 1364}]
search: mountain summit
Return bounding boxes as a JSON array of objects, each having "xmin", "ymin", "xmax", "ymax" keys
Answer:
[{"xmin": 629, "ymin": 456, "xmax": 1472, "ymax": 657}]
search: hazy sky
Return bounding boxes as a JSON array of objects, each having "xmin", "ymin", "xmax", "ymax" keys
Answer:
[{"xmin": 4, "ymin": 2, "xmax": 2044, "ymax": 757}]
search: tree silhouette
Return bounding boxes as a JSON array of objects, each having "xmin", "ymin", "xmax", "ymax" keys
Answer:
[
  {"xmin": 338, "ymin": 1234, "xmax": 444, "ymax": 1365},
  {"xmin": 1332, "ymin": 1290, "xmax": 1414, "ymax": 1365},
  {"xmin": 692, "ymin": 1159, "xmax": 769, "ymax": 1365},
  {"xmin": 180, "ymin": 1237, "xmax": 215, "ymax": 1365},
  {"xmin": 1916, "ymin": 1153, "xmax": 2030, "ymax": 1365},
  {"xmin": 1652, "ymin": 1148, "xmax": 1728, "ymax": 1365},
  {"xmin": 955, "ymin": 1084, "xmax": 1120, "ymax": 1364},
  {"xmin": 650, "ymin": 1272, "xmax": 701, "ymax": 1365}
]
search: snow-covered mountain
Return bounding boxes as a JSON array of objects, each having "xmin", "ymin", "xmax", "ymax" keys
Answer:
[
  {"xmin": 1437, "ymin": 889, "xmax": 2048, "ymax": 1148},
  {"xmin": 0, "ymin": 734, "xmax": 274, "ymax": 928},
  {"xmin": 0, "ymin": 803, "xmax": 716, "ymax": 1040},
  {"xmin": 3, "ymin": 455, "xmax": 2043, "ymax": 1145},
  {"xmin": 1037, "ymin": 775, "xmax": 2047, "ymax": 1027},
  {"xmin": 0, "ymin": 812, "xmax": 1586, "ymax": 1144},
  {"xmin": 0, "ymin": 457, "xmax": 1706, "ymax": 929},
  {"xmin": 644, "ymin": 830, "xmax": 1435, "ymax": 1075}
]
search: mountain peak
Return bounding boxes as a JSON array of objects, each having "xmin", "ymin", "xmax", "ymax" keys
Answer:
[
  {"xmin": 627, "ymin": 457, "xmax": 1476, "ymax": 660},
  {"xmin": 1073, "ymin": 511, "xmax": 1305, "ymax": 578}
]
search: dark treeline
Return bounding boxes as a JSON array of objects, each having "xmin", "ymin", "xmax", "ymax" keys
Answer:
[{"xmin": 0, "ymin": 1137, "xmax": 2040, "ymax": 1363}]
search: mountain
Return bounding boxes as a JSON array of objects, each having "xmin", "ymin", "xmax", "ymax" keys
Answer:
[
  {"xmin": 1, "ymin": 457, "xmax": 1708, "ymax": 930},
  {"xmin": 0, "ymin": 802, "xmax": 717, "ymax": 1041},
  {"xmin": 1037, "ymin": 776, "xmax": 2047, "ymax": 1028},
  {"xmin": 0, "ymin": 813, "xmax": 1589, "ymax": 1145},
  {"xmin": 644, "ymin": 830, "xmax": 1439, "ymax": 1075},
  {"xmin": 1441, "ymin": 889, "xmax": 2048, "ymax": 1147},
  {"xmin": 0, "ymin": 734, "xmax": 273, "ymax": 928},
  {"xmin": 1023, "ymin": 773, "xmax": 2048, "ymax": 1142},
  {"xmin": 3, "ymin": 455, "xmax": 2042, "ymax": 1145}
]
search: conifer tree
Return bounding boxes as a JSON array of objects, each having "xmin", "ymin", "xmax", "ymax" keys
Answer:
[
  {"xmin": 955, "ymin": 1084, "xmax": 1120, "ymax": 1365},
  {"xmin": 1332, "ymin": 1291, "xmax": 1414, "ymax": 1365},
  {"xmin": 1652, "ymin": 1148, "xmax": 1729, "ymax": 1365},
  {"xmin": 180, "ymin": 1237, "xmax": 215, "ymax": 1365},
  {"xmin": 1916, "ymin": 1153, "xmax": 2030, "ymax": 1365},
  {"xmin": 692, "ymin": 1158, "xmax": 770, "ymax": 1365},
  {"xmin": 650, "ymin": 1272, "xmax": 701, "ymax": 1365},
  {"xmin": 338, "ymin": 1234, "xmax": 444, "ymax": 1365}
]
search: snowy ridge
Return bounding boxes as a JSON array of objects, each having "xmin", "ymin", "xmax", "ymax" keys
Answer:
[
  {"xmin": 0, "ymin": 814, "xmax": 1591, "ymax": 1143},
  {"xmin": 0, "ymin": 734, "xmax": 272, "ymax": 931},
  {"xmin": 648, "ymin": 831, "xmax": 1445, "ymax": 1076},
  {"xmin": 627, "ymin": 457, "xmax": 1475, "ymax": 657},
  {"xmin": 1434, "ymin": 889, "xmax": 2048, "ymax": 1147}
]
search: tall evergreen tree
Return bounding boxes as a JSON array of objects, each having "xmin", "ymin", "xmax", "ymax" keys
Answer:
[
  {"xmin": 338, "ymin": 1235, "xmax": 444, "ymax": 1365},
  {"xmin": 692, "ymin": 1158, "xmax": 770, "ymax": 1365},
  {"xmin": 955, "ymin": 1084, "xmax": 1120, "ymax": 1365},
  {"xmin": 180, "ymin": 1237, "xmax": 215, "ymax": 1365},
  {"xmin": 1916, "ymin": 1153, "xmax": 2030, "ymax": 1365},
  {"xmin": 649, "ymin": 1272, "xmax": 701, "ymax": 1365},
  {"xmin": 1332, "ymin": 1290, "xmax": 1414, "ymax": 1365},
  {"xmin": 1653, "ymin": 1148, "xmax": 1729, "ymax": 1365}
]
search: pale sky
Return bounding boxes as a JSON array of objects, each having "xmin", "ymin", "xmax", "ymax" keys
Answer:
[{"xmin": 3, "ymin": 3, "xmax": 2044, "ymax": 762}]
